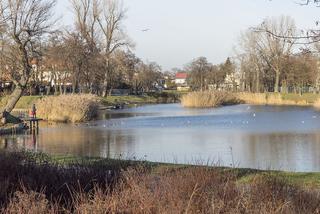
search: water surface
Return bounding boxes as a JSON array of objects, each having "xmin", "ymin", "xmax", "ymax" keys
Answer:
[{"xmin": 1, "ymin": 104, "xmax": 320, "ymax": 172}]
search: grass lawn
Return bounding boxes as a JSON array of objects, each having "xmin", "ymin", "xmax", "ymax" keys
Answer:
[
  {"xmin": 100, "ymin": 95, "xmax": 158, "ymax": 106},
  {"xmin": 236, "ymin": 169, "xmax": 320, "ymax": 188},
  {"xmin": 51, "ymin": 154, "xmax": 320, "ymax": 188},
  {"xmin": 0, "ymin": 95, "xmax": 42, "ymax": 110},
  {"xmin": 0, "ymin": 93, "xmax": 178, "ymax": 111}
]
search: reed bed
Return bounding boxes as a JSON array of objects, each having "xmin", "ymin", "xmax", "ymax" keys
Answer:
[
  {"xmin": 36, "ymin": 94, "xmax": 100, "ymax": 123},
  {"xmin": 313, "ymin": 98, "xmax": 320, "ymax": 109},
  {"xmin": 181, "ymin": 91, "xmax": 314, "ymax": 108},
  {"xmin": 237, "ymin": 93, "xmax": 309, "ymax": 106},
  {"xmin": 1, "ymin": 151, "xmax": 319, "ymax": 213},
  {"xmin": 181, "ymin": 91, "xmax": 240, "ymax": 108}
]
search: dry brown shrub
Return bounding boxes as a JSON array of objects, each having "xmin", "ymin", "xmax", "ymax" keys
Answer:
[
  {"xmin": 181, "ymin": 91, "xmax": 240, "ymax": 108},
  {"xmin": 2, "ymin": 153, "xmax": 320, "ymax": 214},
  {"xmin": 237, "ymin": 93, "xmax": 302, "ymax": 106},
  {"xmin": 72, "ymin": 167, "xmax": 320, "ymax": 214},
  {"xmin": 4, "ymin": 189, "xmax": 59, "ymax": 214},
  {"xmin": 314, "ymin": 98, "xmax": 320, "ymax": 109},
  {"xmin": 36, "ymin": 94, "xmax": 100, "ymax": 123}
]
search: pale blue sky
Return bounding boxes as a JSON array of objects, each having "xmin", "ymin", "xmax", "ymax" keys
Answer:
[{"xmin": 56, "ymin": 0, "xmax": 320, "ymax": 70}]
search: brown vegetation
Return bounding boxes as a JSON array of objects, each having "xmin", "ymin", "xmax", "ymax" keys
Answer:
[
  {"xmin": 181, "ymin": 91, "xmax": 315, "ymax": 108},
  {"xmin": 313, "ymin": 98, "xmax": 320, "ymax": 109},
  {"xmin": 1, "ymin": 151, "xmax": 320, "ymax": 213},
  {"xmin": 181, "ymin": 91, "xmax": 240, "ymax": 108},
  {"xmin": 36, "ymin": 94, "xmax": 100, "ymax": 123},
  {"xmin": 237, "ymin": 93, "xmax": 309, "ymax": 106},
  {"xmin": 0, "ymin": 151, "xmax": 142, "ymax": 212}
]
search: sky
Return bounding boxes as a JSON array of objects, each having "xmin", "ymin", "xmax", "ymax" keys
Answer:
[{"xmin": 55, "ymin": 0, "xmax": 320, "ymax": 71}]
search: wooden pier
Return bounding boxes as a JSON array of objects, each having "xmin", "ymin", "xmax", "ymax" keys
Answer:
[{"xmin": 22, "ymin": 118, "xmax": 43, "ymax": 133}]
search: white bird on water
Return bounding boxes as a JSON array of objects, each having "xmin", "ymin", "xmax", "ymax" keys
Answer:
[{"xmin": 141, "ymin": 28, "xmax": 150, "ymax": 32}]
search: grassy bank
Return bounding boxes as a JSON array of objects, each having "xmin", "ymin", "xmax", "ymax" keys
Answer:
[
  {"xmin": 0, "ymin": 96, "xmax": 42, "ymax": 110},
  {"xmin": 100, "ymin": 92, "xmax": 180, "ymax": 106},
  {"xmin": 181, "ymin": 91, "xmax": 320, "ymax": 108},
  {"xmin": 238, "ymin": 92, "xmax": 314, "ymax": 106},
  {"xmin": 0, "ymin": 92, "xmax": 179, "ymax": 123},
  {"xmin": 1, "ymin": 92, "xmax": 180, "ymax": 110},
  {"xmin": 1, "ymin": 151, "xmax": 320, "ymax": 213}
]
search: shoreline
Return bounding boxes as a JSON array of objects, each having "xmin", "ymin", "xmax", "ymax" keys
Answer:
[
  {"xmin": 0, "ymin": 123, "xmax": 26, "ymax": 135},
  {"xmin": 25, "ymin": 153, "xmax": 320, "ymax": 188}
]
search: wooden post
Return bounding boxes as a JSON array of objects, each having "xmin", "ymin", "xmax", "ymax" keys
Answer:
[{"xmin": 36, "ymin": 120, "xmax": 39, "ymax": 133}]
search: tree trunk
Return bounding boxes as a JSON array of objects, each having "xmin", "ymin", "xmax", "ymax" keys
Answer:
[
  {"xmin": 54, "ymin": 85, "xmax": 58, "ymax": 95},
  {"xmin": 274, "ymin": 70, "xmax": 280, "ymax": 93},
  {"xmin": 0, "ymin": 85, "xmax": 24, "ymax": 122},
  {"xmin": 102, "ymin": 69, "xmax": 109, "ymax": 97},
  {"xmin": 256, "ymin": 69, "xmax": 260, "ymax": 93},
  {"xmin": 102, "ymin": 82, "xmax": 108, "ymax": 97}
]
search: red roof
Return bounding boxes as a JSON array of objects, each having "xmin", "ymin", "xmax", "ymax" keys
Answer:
[{"xmin": 176, "ymin": 72, "xmax": 187, "ymax": 79}]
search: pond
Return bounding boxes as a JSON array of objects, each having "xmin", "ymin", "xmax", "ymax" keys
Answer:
[{"xmin": 1, "ymin": 104, "xmax": 320, "ymax": 172}]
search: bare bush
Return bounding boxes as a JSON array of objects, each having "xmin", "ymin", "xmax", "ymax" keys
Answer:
[
  {"xmin": 181, "ymin": 91, "xmax": 240, "ymax": 108},
  {"xmin": 1, "ymin": 151, "xmax": 320, "ymax": 213},
  {"xmin": 36, "ymin": 94, "xmax": 100, "ymax": 122}
]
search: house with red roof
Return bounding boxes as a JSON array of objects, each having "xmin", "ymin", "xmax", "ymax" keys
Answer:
[{"xmin": 175, "ymin": 72, "xmax": 188, "ymax": 85}]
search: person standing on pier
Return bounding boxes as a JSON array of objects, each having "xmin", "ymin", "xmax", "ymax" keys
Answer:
[{"xmin": 31, "ymin": 104, "xmax": 37, "ymax": 118}]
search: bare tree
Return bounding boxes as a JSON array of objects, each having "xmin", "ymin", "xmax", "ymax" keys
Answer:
[
  {"xmin": 70, "ymin": 0, "xmax": 102, "ymax": 93},
  {"xmin": 238, "ymin": 30, "xmax": 266, "ymax": 93},
  {"xmin": 254, "ymin": 16, "xmax": 296, "ymax": 92},
  {"xmin": 186, "ymin": 57, "xmax": 211, "ymax": 91},
  {"xmin": 0, "ymin": 0, "xmax": 56, "ymax": 123},
  {"xmin": 135, "ymin": 62, "xmax": 162, "ymax": 92},
  {"xmin": 70, "ymin": 0, "xmax": 100, "ymax": 51},
  {"xmin": 69, "ymin": 0, "xmax": 131, "ymax": 96},
  {"xmin": 96, "ymin": 0, "xmax": 132, "ymax": 97}
]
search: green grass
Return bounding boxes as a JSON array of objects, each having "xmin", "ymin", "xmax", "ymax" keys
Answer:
[
  {"xmin": 100, "ymin": 92, "xmax": 180, "ymax": 106},
  {"xmin": 40, "ymin": 153, "xmax": 320, "ymax": 188},
  {"xmin": 0, "ymin": 94, "xmax": 162, "ymax": 111},
  {"xmin": 236, "ymin": 169, "xmax": 320, "ymax": 188},
  {"xmin": 0, "ymin": 95, "xmax": 42, "ymax": 110},
  {"xmin": 100, "ymin": 95, "xmax": 158, "ymax": 106}
]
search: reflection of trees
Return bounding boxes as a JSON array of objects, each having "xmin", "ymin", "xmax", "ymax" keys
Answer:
[
  {"xmin": 29, "ymin": 127, "xmax": 137, "ymax": 158},
  {"xmin": 0, "ymin": 126, "xmax": 138, "ymax": 158},
  {"xmin": 37, "ymin": 128, "xmax": 108, "ymax": 157},
  {"xmin": 0, "ymin": 138, "xmax": 8, "ymax": 150},
  {"xmin": 0, "ymin": 135, "xmax": 36, "ymax": 151}
]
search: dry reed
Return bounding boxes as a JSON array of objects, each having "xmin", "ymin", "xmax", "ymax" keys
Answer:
[
  {"xmin": 237, "ymin": 93, "xmax": 309, "ymax": 106},
  {"xmin": 181, "ymin": 91, "xmax": 240, "ymax": 108},
  {"xmin": 314, "ymin": 98, "xmax": 320, "ymax": 109},
  {"xmin": 36, "ymin": 94, "xmax": 100, "ymax": 123}
]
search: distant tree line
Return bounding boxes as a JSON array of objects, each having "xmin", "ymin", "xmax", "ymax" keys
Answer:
[
  {"xmin": 183, "ymin": 15, "xmax": 320, "ymax": 94},
  {"xmin": 184, "ymin": 57, "xmax": 236, "ymax": 92},
  {"xmin": 237, "ymin": 15, "xmax": 320, "ymax": 93}
]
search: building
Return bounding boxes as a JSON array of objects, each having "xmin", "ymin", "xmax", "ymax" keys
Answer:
[{"xmin": 175, "ymin": 72, "xmax": 188, "ymax": 85}]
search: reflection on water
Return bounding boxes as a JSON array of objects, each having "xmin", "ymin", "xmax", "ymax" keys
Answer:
[{"xmin": 1, "ymin": 104, "xmax": 320, "ymax": 172}]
